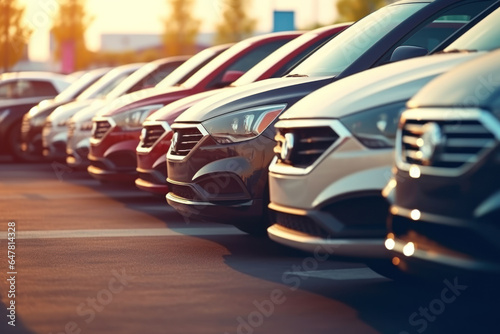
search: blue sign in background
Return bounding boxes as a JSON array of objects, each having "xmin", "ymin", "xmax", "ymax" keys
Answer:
[{"xmin": 273, "ymin": 11, "xmax": 295, "ymax": 32}]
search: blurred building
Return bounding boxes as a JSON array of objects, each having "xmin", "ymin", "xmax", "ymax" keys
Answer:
[{"xmin": 100, "ymin": 34, "xmax": 162, "ymax": 52}]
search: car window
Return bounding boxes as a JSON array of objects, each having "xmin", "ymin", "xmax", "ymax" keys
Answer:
[
  {"xmin": 0, "ymin": 80, "xmax": 57, "ymax": 99},
  {"xmin": 288, "ymin": 3, "xmax": 427, "ymax": 77},
  {"xmin": 377, "ymin": 0, "xmax": 494, "ymax": 64},
  {"xmin": 31, "ymin": 80, "xmax": 59, "ymax": 96},
  {"xmin": 205, "ymin": 39, "xmax": 292, "ymax": 89},
  {"xmin": 129, "ymin": 62, "xmax": 182, "ymax": 93},
  {"xmin": 234, "ymin": 33, "xmax": 335, "ymax": 86},
  {"xmin": 98, "ymin": 72, "xmax": 130, "ymax": 98},
  {"xmin": 0, "ymin": 82, "xmax": 17, "ymax": 99},
  {"xmin": 273, "ymin": 36, "xmax": 334, "ymax": 78},
  {"xmin": 156, "ymin": 47, "xmax": 227, "ymax": 89},
  {"xmin": 444, "ymin": 6, "xmax": 500, "ymax": 52}
]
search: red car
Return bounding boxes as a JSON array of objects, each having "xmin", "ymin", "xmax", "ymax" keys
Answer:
[
  {"xmin": 135, "ymin": 24, "xmax": 350, "ymax": 194},
  {"xmin": 88, "ymin": 31, "xmax": 302, "ymax": 183}
]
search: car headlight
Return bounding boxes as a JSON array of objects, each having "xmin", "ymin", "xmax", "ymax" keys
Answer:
[
  {"xmin": 80, "ymin": 121, "xmax": 93, "ymax": 131},
  {"xmin": 111, "ymin": 104, "xmax": 163, "ymax": 131},
  {"xmin": 57, "ymin": 119, "xmax": 69, "ymax": 127},
  {"xmin": 30, "ymin": 115, "xmax": 47, "ymax": 127},
  {"xmin": 0, "ymin": 109, "xmax": 11, "ymax": 123},
  {"xmin": 339, "ymin": 101, "xmax": 406, "ymax": 149},
  {"xmin": 202, "ymin": 104, "xmax": 287, "ymax": 144}
]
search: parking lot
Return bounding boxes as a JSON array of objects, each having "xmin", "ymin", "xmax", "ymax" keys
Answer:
[{"xmin": 0, "ymin": 159, "xmax": 497, "ymax": 334}]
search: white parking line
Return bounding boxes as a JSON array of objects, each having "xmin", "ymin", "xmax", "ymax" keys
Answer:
[
  {"xmin": 286, "ymin": 268, "xmax": 387, "ymax": 281},
  {"xmin": 0, "ymin": 227, "xmax": 245, "ymax": 239}
]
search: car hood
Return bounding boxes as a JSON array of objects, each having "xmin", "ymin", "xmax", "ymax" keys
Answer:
[
  {"xmin": 147, "ymin": 89, "xmax": 228, "ymax": 124},
  {"xmin": 175, "ymin": 76, "xmax": 333, "ymax": 123},
  {"xmin": 70, "ymin": 100, "xmax": 109, "ymax": 124},
  {"xmin": 48, "ymin": 99, "xmax": 97, "ymax": 123},
  {"xmin": 408, "ymin": 50, "xmax": 500, "ymax": 110},
  {"xmin": 97, "ymin": 86, "xmax": 189, "ymax": 117},
  {"xmin": 27, "ymin": 99, "xmax": 73, "ymax": 118},
  {"xmin": 280, "ymin": 52, "xmax": 484, "ymax": 120}
]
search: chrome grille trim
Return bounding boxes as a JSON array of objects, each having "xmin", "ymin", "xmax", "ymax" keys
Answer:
[
  {"xmin": 90, "ymin": 117, "xmax": 115, "ymax": 142},
  {"xmin": 269, "ymin": 119, "xmax": 351, "ymax": 176},
  {"xmin": 396, "ymin": 108, "xmax": 500, "ymax": 177},
  {"xmin": 137, "ymin": 120, "xmax": 171, "ymax": 153},
  {"xmin": 167, "ymin": 123, "xmax": 208, "ymax": 161}
]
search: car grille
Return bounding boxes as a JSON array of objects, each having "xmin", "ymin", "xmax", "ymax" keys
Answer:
[
  {"xmin": 274, "ymin": 211, "xmax": 330, "ymax": 238},
  {"xmin": 92, "ymin": 120, "xmax": 112, "ymax": 139},
  {"xmin": 401, "ymin": 119, "xmax": 496, "ymax": 169},
  {"xmin": 170, "ymin": 127, "xmax": 204, "ymax": 157},
  {"xmin": 274, "ymin": 126, "xmax": 339, "ymax": 168},
  {"xmin": 140, "ymin": 125, "xmax": 166, "ymax": 149}
]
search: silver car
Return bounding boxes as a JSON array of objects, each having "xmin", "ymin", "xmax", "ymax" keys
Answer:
[{"xmin": 267, "ymin": 52, "xmax": 483, "ymax": 259}]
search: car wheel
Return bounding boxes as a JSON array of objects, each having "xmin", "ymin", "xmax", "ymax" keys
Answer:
[{"xmin": 8, "ymin": 122, "xmax": 41, "ymax": 162}]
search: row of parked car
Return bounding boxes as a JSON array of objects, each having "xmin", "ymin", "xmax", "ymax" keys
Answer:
[{"xmin": 1, "ymin": 0, "xmax": 499, "ymax": 281}]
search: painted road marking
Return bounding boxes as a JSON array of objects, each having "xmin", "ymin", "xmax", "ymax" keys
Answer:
[
  {"xmin": 286, "ymin": 268, "xmax": 387, "ymax": 281},
  {"xmin": 0, "ymin": 227, "xmax": 245, "ymax": 239}
]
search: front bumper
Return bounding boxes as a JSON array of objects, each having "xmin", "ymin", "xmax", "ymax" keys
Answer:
[
  {"xmin": 267, "ymin": 202, "xmax": 389, "ymax": 258},
  {"xmin": 387, "ymin": 206, "xmax": 500, "ymax": 278},
  {"xmin": 386, "ymin": 106, "xmax": 500, "ymax": 277},
  {"xmin": 135, "ymin": 125, "xmax": 172, "ymax": 195},
  {"xmin": 20, "ymin": 122, "xmax": 44, "ymax": 158},
  {"xmin": 42, "ymin": 125, "xmax": 68, "ymax": 161},
  {"xmin": 88, "ymin": 127, "xmax": 140, "ymax": 183},
  {"xmin": 66, "ymin": 128, "xmax": 91, "ymax": 169},
  {"xmin": 267, "ymin": 119, "xmax": 393, "ymax": 258},
  {"xmin": 166, "ymin": 123, "xmax": 276, "ymax": 224},
  {"xmin": 135, "ymin": 166, "xmax": 168, "ymax": 195}
]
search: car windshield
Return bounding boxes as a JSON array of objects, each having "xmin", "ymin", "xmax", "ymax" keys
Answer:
[
  {"xmin": 54, "ymin": 70, "xmax": 103, "ymax": 102},
  {"xmin": 76, "ymin": 69, "xmax": 133, "ymax": 101},
  {"xmin": 105, "ymin": 63, "xmax": 155, "ymax": 100},
  {"xmin": 232, "ymin": 33, "xmax": 316, "ymax": 86},
  {"xmin": 288, "ymin": 3, "xmax": 426, "ymax": 77},
  {"xmin": 156, "ymin": 48, "xmax": 221, "ymax": 89},
  {"xmin": 443, "ymin": 7, "xmax": 500, "ymax": 52},
  {"xmin": 180, "ymin": 40, "xmax": 253, "ymax": 89}
]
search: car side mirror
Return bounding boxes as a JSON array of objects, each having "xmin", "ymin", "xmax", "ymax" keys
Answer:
[
  {"xmin": 220, "ymin": 70, "xmax": 244, "ymax": 86},
  {"xmin": 390, "ymin": 46, "xmax": 428, "ymax": 62}
]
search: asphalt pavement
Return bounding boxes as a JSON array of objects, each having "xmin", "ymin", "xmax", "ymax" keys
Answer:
[{"xmin": 0, "ymin": 159, "xmax": 498, "ymax": 334}]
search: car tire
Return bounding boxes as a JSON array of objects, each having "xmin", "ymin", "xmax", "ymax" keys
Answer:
[{"xmin": 8, "ymin": 122, "xmax": 41, "ymax": 163}]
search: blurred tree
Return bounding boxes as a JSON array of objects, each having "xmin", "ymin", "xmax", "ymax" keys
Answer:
[
  {"xmin": 162, "ymin": 0, "xmax": 200, "ymax": 56},
  {"xmin": 214, "ymin": 0, "xmax": 256, "ymax": 44},
  {"xmin": 51, "ymin": 0, "xmax": 93, "ymax": 72},
  {"xmin": 336, "ymin": 0, "xmax": 387, "ymax": 22},
  {"xmin": 0, "ymin": 0, "xmax": 32, "ymax": 72}
]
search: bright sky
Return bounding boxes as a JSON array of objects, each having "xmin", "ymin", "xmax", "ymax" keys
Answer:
[{"xmin": 20, "ymin": 0, "xmax": 338, "ymax": 61}]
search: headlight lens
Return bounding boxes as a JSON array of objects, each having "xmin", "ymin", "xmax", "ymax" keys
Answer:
[
  {"xmin": 202, "ymin": 104, "xmax": 287, "ymax": 144},
  {"xmin": 111, "ymin": 104, "xmax": 163, "ymax": 131},
  {"xmin": 57, "ymin": 119, "xmax": 69, "ymax": 127},
  {"xmin": 340, "ymin": 102, "xmax": 406, "ymax": 149},
  {"xmin": 30, "ymin": 115, "xmax": 47, "ymax": 127},
  {"xmin": 80, "ymin": 121, "xmax": 93, "ymax": 131}
]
